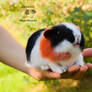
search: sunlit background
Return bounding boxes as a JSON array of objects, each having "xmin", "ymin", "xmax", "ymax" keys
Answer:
[{"xmin": 0, "ymin": 0, "xmax": 92, "ymax": 92}]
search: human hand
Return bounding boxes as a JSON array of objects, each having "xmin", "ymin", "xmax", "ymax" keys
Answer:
[
  {"xmin": 28, "ymin": 63, "xmax": 92, "ymax": 80},
  {"xmin": 28, "ymin": 67, "xmax": 61, "ymax": 80},
  {"xmin": 61, "ymin": 63, "xmax": 92, "ymax": 80}
]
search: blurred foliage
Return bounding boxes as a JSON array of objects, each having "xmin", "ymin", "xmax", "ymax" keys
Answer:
[
  {"xmin": 65, "ymin": 6, "xmax": 92, "ymax": 48},
  {"xmin": 0, "ymin": 0, "xmax": 92, "ymax": 92}
]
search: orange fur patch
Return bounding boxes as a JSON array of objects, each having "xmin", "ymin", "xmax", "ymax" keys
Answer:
[{"xmin": 40, "ymin": 29, "xmax": 71, "ymax": 62}]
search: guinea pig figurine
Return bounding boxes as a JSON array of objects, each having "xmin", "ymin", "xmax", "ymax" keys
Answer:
[{"xmin": 26, "ymin": 22, "xmax": 85, "ymax": 73}]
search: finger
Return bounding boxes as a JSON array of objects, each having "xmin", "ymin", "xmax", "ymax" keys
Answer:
[
  {"xmin": 67, "ymin": 65, "xmax": 80, "ymax": 73},
  {"xmin": 43, "ymin": 71, "xmax": 61, "ymax": 80},
  {"xmin": 86, "ymin": 63, "xmax": 92, "ymax": 69},
  {"xmin": 79, "ymin": 65, "xmax": 88, "ymax": 72}
]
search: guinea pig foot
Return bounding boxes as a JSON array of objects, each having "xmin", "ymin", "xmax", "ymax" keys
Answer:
[
  {"xmin": 40, "ymin": 65, "xmax": 49, "ymax": 70},
  {"xmin": 60, "ymin": 66, "xmax": 67, "ymax": 73}
]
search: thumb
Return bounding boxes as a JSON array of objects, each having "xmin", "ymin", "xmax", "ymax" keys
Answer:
[{"xmin": 86, "ymin": 63, "xmax": 92, "ymax": 69}]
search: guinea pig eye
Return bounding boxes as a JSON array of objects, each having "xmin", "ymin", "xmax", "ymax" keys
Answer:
[{"xmin": 57, "ymin": 31, "xmax": 60, "ymax": 35}]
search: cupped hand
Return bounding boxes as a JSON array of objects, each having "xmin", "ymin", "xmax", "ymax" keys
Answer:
[
  {"xmin": 61, "ymin": 64, "xmax": 92, "ymax": 80},
  {"xmin": 28, "ymin": 63, "xmax": 92, "ymax": 80}
]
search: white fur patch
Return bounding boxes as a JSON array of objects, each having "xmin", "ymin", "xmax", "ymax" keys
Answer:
[{"xmin": 54, "ymin": 39, "xmax": 82, "ymax": 67}]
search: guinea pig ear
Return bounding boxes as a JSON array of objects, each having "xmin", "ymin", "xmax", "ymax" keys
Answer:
[{"xmin": 44, "ymin": 28, "xmax": 54, "ymax": 39}]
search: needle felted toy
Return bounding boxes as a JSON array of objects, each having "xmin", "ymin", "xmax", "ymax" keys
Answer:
[{"xmin": 26, "ymin": 22, "xmax": 85, "ymax": 73}]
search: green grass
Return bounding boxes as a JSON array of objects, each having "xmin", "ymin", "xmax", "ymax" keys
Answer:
[
  {"xmin": 0, "ymin": 63, "xmax": 24, "ymax": 92},
  {"xmin": 0, "ymin": 63, "xmax": 40, "ymax": 92}
]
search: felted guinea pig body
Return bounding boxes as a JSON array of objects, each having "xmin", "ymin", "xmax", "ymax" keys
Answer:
[{"xmin": 26, "ymin": 22, "xmax": 85, "ymax": 73}]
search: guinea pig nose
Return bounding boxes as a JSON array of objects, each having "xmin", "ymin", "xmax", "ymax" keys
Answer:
[{"xmin": 74, "ymin": 43, "xmax": 80, "ymax": 47}]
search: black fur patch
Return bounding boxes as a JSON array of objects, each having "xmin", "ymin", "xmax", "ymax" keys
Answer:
[
  {"xmin": 44, "ymin": 24, "xmax": 75, "ymax": 47},
  {"xmin": 80, "ymin": 33, "xmax": 85, "ymax": 50},
  {"xmin": 26, "ymin": 29, "xmax": 45, "ymax": 61}
]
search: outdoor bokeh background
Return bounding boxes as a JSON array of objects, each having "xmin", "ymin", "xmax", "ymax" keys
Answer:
[{"xmin": 0, "ymin": 0, "xmax": 92, "ymax": 92}]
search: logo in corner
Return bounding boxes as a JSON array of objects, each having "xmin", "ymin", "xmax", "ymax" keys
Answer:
[{"xmin": 19, "ymin": 5, "xmax": 37, "ymax": 22}]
